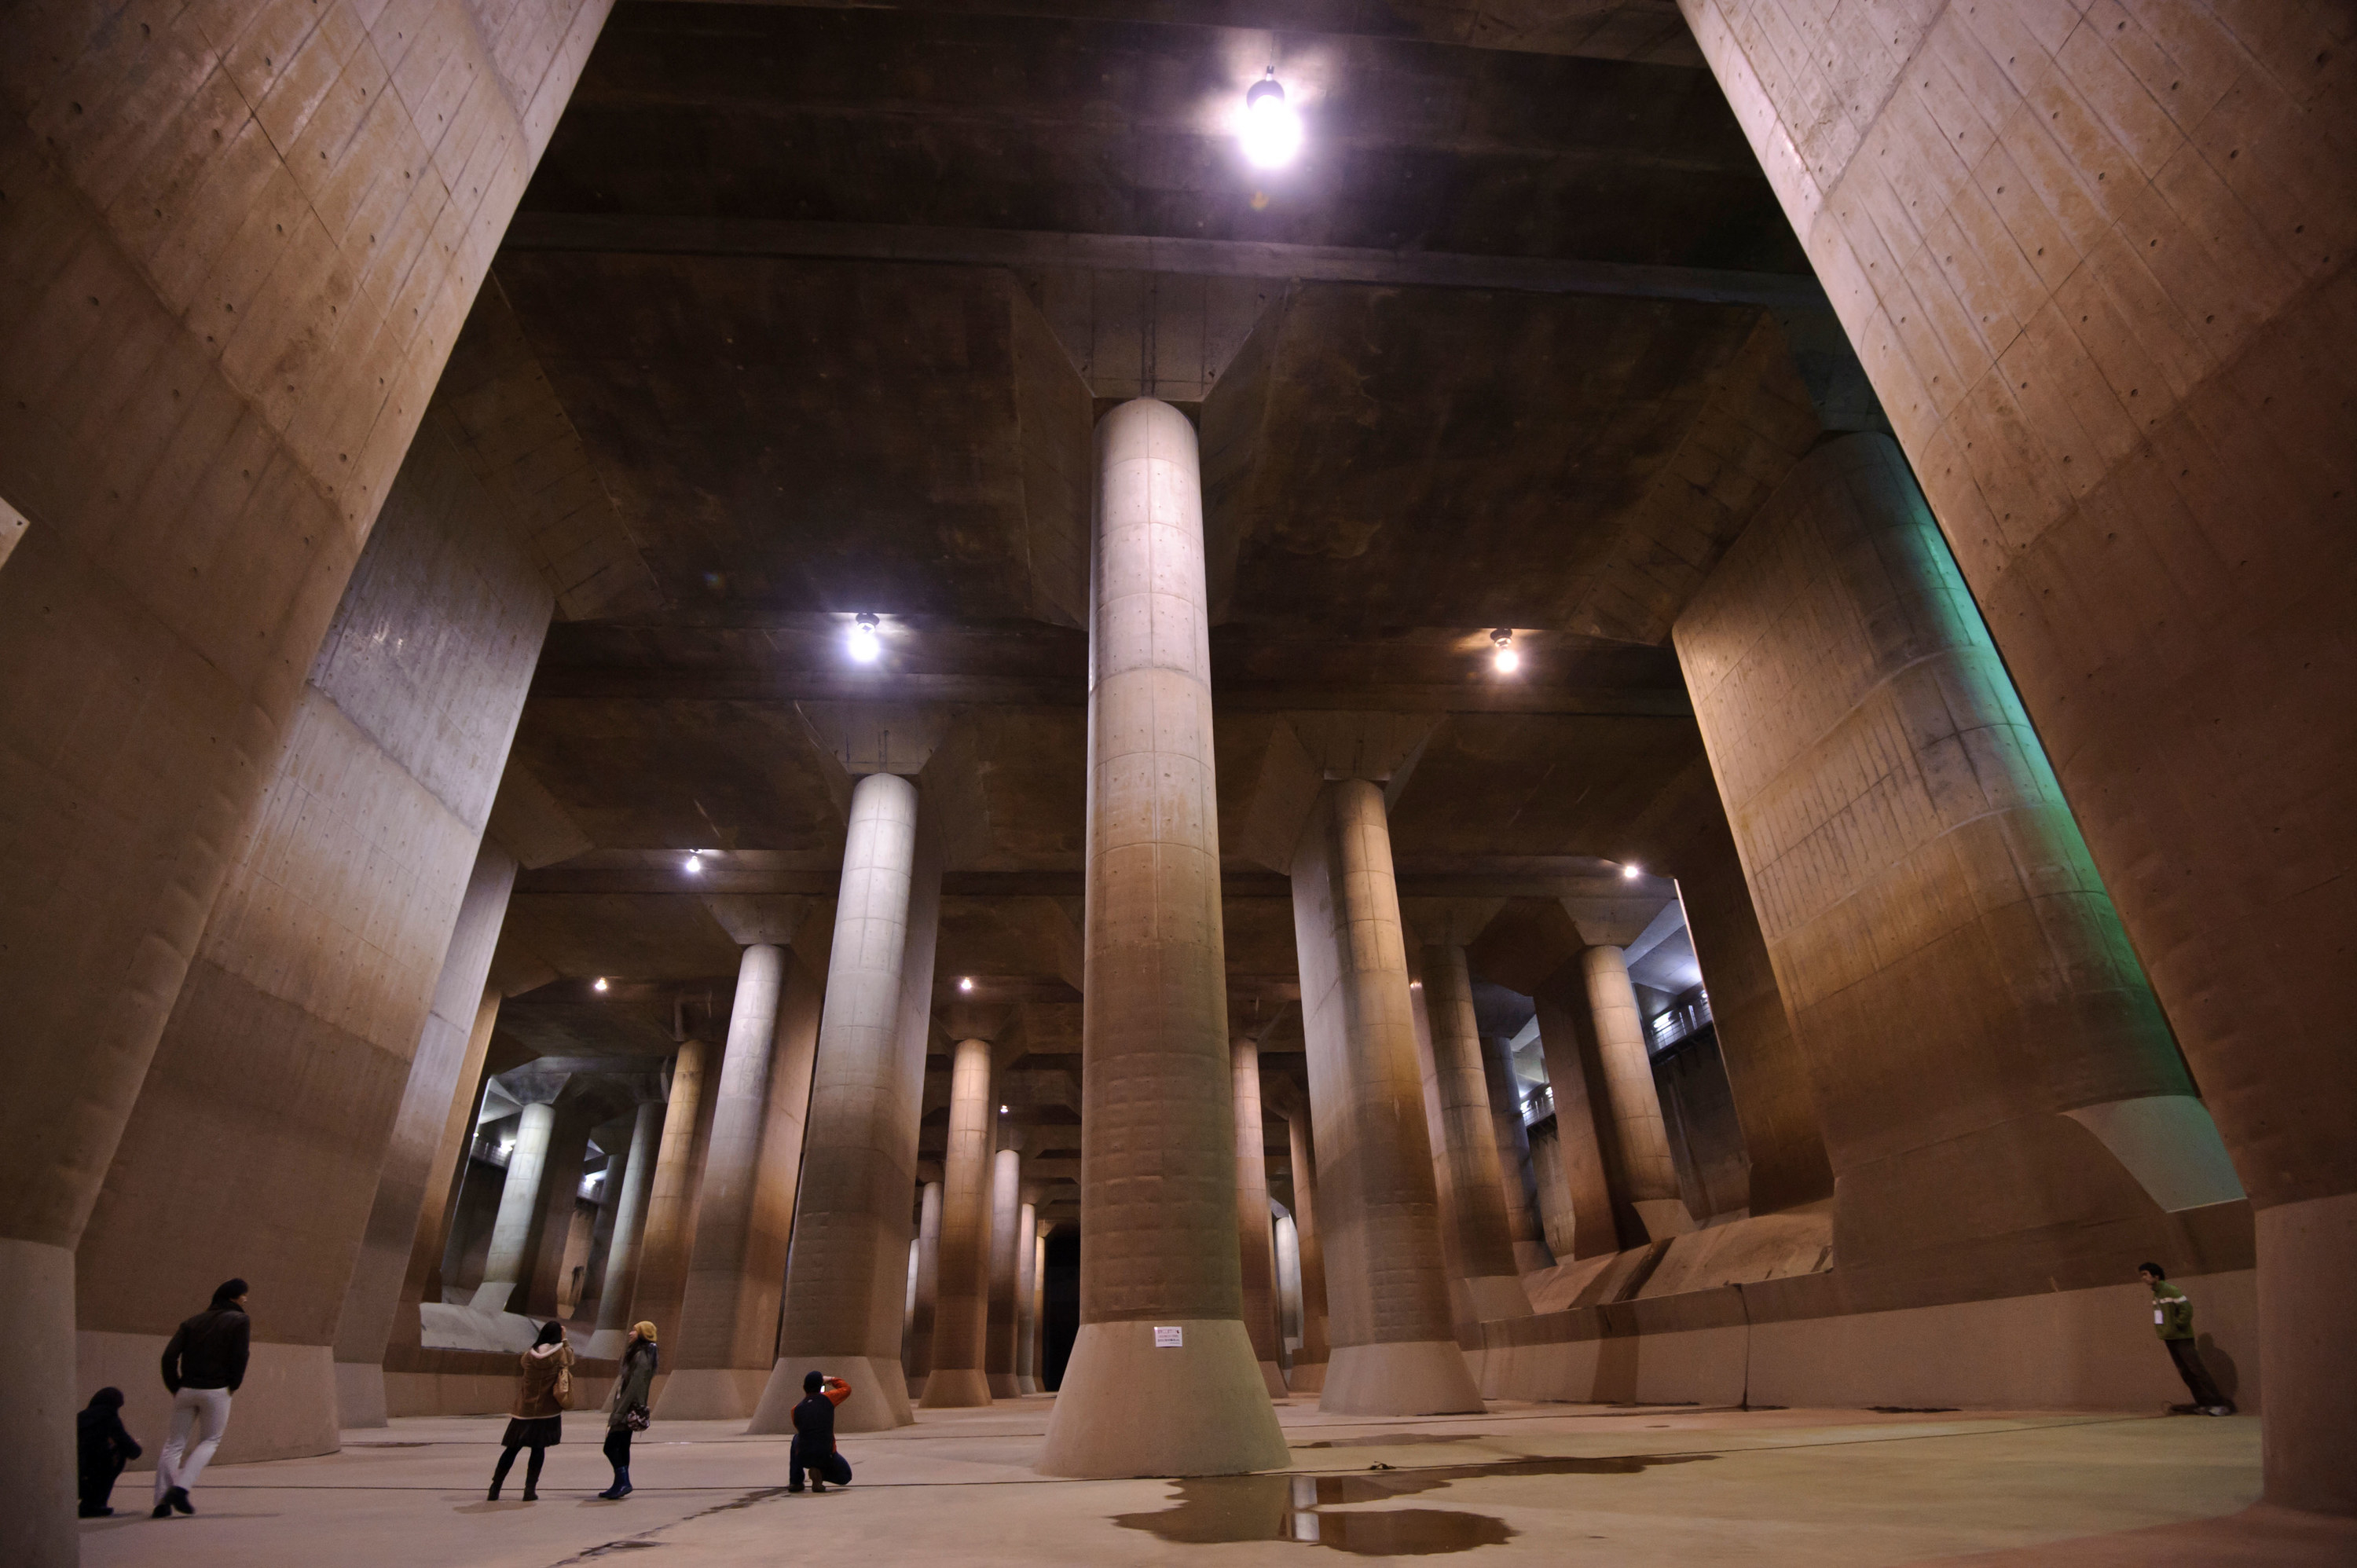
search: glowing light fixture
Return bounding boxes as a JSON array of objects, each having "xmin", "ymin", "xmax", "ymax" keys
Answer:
[
  {"xmin": 848, "ymin": 612, "xmax": 882, "ymax": 664},
  {"xmin": 1622, "ymin": 863, "xmax": 1641, "ymax": 880},
  {"xmin": 1490, "ymin": 628, "xmax": 1519, "ymax": 673},
  {"xmin": 593, "ymin": 976, "xmax": 610, "ymax": 991},
  {"xmin": 999, "ymin": 1105, "xmax": 1010, "ymax": 1115},
  {"xmin": 684, "ymin": 848, "xmax": 704, "ymax": 874},
  {"xmin": 959, "ymin": 976, "xmax": 975, "ymax": 993},
  {"xmin": 1241, "ymin": 72, "xmax": 1302, "ymax": 169}
]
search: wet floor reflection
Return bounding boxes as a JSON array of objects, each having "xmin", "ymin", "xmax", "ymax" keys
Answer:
[{"xmin": 1113, "ymin": 1453, "xmax": 1710, "ymax": 1555}]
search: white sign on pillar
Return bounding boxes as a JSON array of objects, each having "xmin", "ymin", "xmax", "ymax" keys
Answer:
[{"xmin": 1153, "ymin": 1326, "xmax": 1184, "ymax": 1348}]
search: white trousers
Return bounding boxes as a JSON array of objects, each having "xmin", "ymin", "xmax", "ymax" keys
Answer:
[{"xmin": 155, "ymin": 1387, "xmax": 233, "ymax": 1501}]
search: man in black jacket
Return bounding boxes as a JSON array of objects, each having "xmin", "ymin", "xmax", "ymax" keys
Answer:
[
  {"xmin": 77, "ymin": 1387, "xmax": 141, "ymax": 1516},
  {"xmin": 786, "ymin": 1370, "xmax": 853, "ymax": 1493},
  {"xmin": 152, "ymin": 1278, "xmax": 251, "ymax": 1519}
]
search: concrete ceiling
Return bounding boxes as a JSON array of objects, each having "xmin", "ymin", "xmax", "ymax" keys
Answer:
[{"xmin": 474, "ymin": 0, "xmax": 1849, "ymax": 1163}]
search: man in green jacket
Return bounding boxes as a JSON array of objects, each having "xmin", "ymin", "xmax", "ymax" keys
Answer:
[{"xmin": 2139, "ymin": 1262, "xmax": 2233, "ymax": 1416}]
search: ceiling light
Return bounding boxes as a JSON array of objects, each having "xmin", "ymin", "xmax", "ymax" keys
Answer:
[
  {"xmin": 683, "ymin": 850, "xmax": 703, "ymax": 874},
  {"xmin": 1241, "ymin": 73, "xmax": 1301, "ymax": 169},
  {"xmin": 848, "ymin": 612, "xmax": 882, "ymax": 664},
  {"xmin": 999, "ymin": 1105, "xmax": 1010, "ymax": 1115},
  {"xmin": 1490, "ymin": 628, "xmax": 1519, "ymax": 673},
  {"xmin": 959, "ymin": 976, "xmax": 975, "ymax": 992},
  {"xmin": 1622, "ymin": 863, "xmax": 1641, "ymax": 880},
  {"xmin": 593, "ymin": 976, "xmax": 609, "ymax": 991}
]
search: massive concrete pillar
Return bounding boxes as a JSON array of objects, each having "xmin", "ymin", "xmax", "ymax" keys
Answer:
[
  {"xmin": 1678, "ymin": 431, "xmax": 2238, "ymax": 1349},
  {"xmin": 1419, "ymin": 944, "xmax": 1534, "ymax": 1319},
  {"xmin": 1480, "ymin": 1035, "xmax": 1554, "ymax": 1274},
  {"xmin": 1682, "ymin": 5, "xmax": 2354, "ymax": 1512},
  {"xmin": 922, "ymin": 1037, "xmax": 996, "ymax": 1408},
  {"xmin": 518, "ymin": 1101, "xmax": 598, "ymax": 1319},
  {"xmin": 1039, "ymin": 398, "xmax": 1288, "ymax": 1477},
  {"xmin": 984, "ymin": 1147, "xmax": 1025, "ymax": 1398},
  {"xmin": 1030, "ymin": 1230, "xmax": 1048, "ymax": 1393},
  {"xmin": 629, "ymin": 1039, "xmax": 715, "ymax": 1350},
  {"xmin": 1530, "ymin": 974, "xmax": 1636, "ymax": 1258},
  {"xmin": 595, "ymin": 1100, "xmax": 666, "ymax": 1333},
  {"xmin": 475, "ymin": 1100, "xmax": 560, "ymax": 1313},
  {"xmin": 904, "ymin": 1180, "xmax": 943, "ymax": 1394},
  {"xmin": 1289, "ymin": 780, "xmax": 1483, "ymax": 1416},
  {"xmin": 1274, "ymin": 1214, "xmax": 1304, "ymax": 1354},
  {"xmin": 332, "ymin": 845, "xmax": 519, "ymax": 1426},
  {"xmin": 1578, "ymin": 946, "xmax": 1693, "ymax": 1242},
  {"xmin": 661, "ymin": 946, "xmax": 824, "ymax": 1418},
  {"xmin": 1014, "ymin": 1194, "xmax": 1040, "ymax": 1394},
  {"xmin": 1281, "ymin": 1108, "xmax": 1332, "ymax": 1394},
  {"xmin": 0, "ymin": 3, "xmax": 612, "ymax": 1550},
  {"xmin": 1230, "ymin": 1039, "xmax": 1289, "ymax": 1397},
  {"xmin": 757, "ymin": 771, "xmax": 941, "ymax": 1434},
  {"xmin": 68, "ymin": 394, "xmax": 559, "ymax": 1464}
]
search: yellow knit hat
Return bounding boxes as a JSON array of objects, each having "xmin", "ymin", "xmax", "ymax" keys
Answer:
[{"xmin": 633, "ymin": 1321, "xmax": 658, "ymax": 1343}]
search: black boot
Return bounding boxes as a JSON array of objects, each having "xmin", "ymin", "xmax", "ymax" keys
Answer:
[{"xmin": 167, "ymin": 1488, "xmax": 193, "ymax": 1515}]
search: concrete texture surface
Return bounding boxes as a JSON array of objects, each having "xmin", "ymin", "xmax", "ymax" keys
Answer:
[{"xmin": 71, "ymin": 1401, "xmax": 2352, "ymax": 1568}]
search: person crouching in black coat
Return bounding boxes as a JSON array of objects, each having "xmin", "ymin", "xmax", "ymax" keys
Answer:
[
  {"xmin": 786, "ymin": 1370, "xmax": 852, "ymax": 1493},
  {"xmin": 78, "ymin": 1387, "xmax": 142, "ymax": 1517}
]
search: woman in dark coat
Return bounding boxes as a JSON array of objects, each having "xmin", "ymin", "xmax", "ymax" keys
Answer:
[
  {"xmin": 77, "ymin": 1387, "xmax": 141, "ymax": 1516},
  {"xmin": 599, "ymin": 1321, "xmax": 660, "ymax": 1500},
  {"xmin": 488, "ymin": 1321, "xmax": 574, "ymax": 1502}
]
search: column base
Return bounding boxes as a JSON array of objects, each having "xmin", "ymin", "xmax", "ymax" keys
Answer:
[
  {"xmin": 1038, "ymin": 1319, "xmax": 1289, "ymax": 1478},
  {"xmin": 1287, "ymin": 1361, "xmax": 1327, "ymax": 1394},
  {"xmin": 2259, "ymin": 1191, "xmax": 2357, "ymax": 1515},
  {"xmin": 334, "ymin": 1361, "xmax": 389, "ymax": 1428},
  {"xmin": 2, "ymin": 1238, "xmax": 77, "ymax": 1568},
  {"xmin": 1463, "ymin": 1273, "xmax": 1534, "ymax": 1322},
  {"xmin": 653, "ymin": 1367, "xmax": 771, "ymax": 1420},
  {"xmin": 1016, "ymin": 1375, "xmax": 1039, "ymax": 1395},
  {"xmin": 1258, "ymin": 1359, "xmax": 1288, "ymax": 1398},
  {"xmin": 1321, "ymin": 1340, "xmax": 1484, "ymax": 1416},
  {"xmin": 988, "ymin": 1372, "xmax": 1021, "ymax": 1398},
  {"xmin": 920, "ymin": 1367, "xmax": 992, "ymax": 1408},
  {"xmin": 750, "ymin": 1354, "xmax": 912, "ymax": 1433}
]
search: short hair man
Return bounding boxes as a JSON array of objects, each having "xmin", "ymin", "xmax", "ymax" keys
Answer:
[
  {"xmin": 2139, "ymin": 1263, "xmax": 2233, "ymax": 1416},
  {"xmin": 786, "ymin": 1369, "xmax": 853, "ymax": 1493},
  {"xmin": 153, "ymin": 1278, "xmax": 251, "ymax": 1518}
]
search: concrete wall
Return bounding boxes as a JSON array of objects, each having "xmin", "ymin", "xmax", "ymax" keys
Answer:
[
  {"xmin": 1479, "ymin": 1264, "xmax": 2259, "ymax": 1415},
  {"xmin": 73, "ymin": 400, "xmax": 556, "ymax": 1467},
  {"xmin": 0, "ymin": 3, "xmax": 610, "ymax": 1554}
]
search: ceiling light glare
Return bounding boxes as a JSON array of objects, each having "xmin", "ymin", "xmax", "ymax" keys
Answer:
[
  {"xmin": 1241, "ymin": 75, "xmax": 1301, "ymax": 169},
  {"xmin": 1622, "ymin": 863, "xmax": 1642, "ymax": 880},
  {"xmin": 848, "ymin": 612, "xmax": 882, "ymax": 664},
  {"xmin": 683, "ymin": 850, "xmax": 703, "ymax": 874},
  {"xmin": 1490, "ymin": 628, "xmax": 1519, "ymax": 673},
  {"xmin": 999, "ymin": 1105, "xmax": 1010, "ymax": 1115},
  {"xmin": 593, "ymin": 976, "xmax": 610, "ymax": 991},
  {"xmin": 959, "ymin": 976, "xmax": 975, "ymax": 992}
]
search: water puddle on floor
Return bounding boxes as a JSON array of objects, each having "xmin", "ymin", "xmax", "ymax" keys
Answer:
[{"xmin": 1113, "ymin": 1453, "xmax": 1710, "ymax": 1555}]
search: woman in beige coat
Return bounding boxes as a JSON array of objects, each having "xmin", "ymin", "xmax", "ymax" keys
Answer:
[{"xmin": 488, "ymin": 1321, "xmax": 574, "ymax": 1501}]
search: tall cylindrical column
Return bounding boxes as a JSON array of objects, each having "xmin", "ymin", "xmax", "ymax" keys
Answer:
[
  {"xmin": 1030, "ymin": 1230, "xmax": 1048, "ymax": 1392},
  {"xmin": 1231, "ymin": 1039, "xmax": 1288, "ymax": 1396},
  {"xmin": 758, "ymin": 771, "xmax": 936, "ymax": 1434},
  {"xmin": 1481, "ymin": 1035, "xmax": 1553, "ymax": 1274},
  {"xmin": 905, "ymin": 1180, "xmax": 943, "ymax": 1394},
  {"xmin": 985, "ymin": 1146, "xmax": 1024, "ymax": 1398},
  {"xmin": 595, "ymin": 1100, "xmax": 665, "ymax": 1332},
  {"xmin": 1284, "ymin": 1108, "xmax": 1331, "ymax": 1394},
  {"xmin": 1013, "ymin": 1194, "xmax": 1039, "ymax": 1394},
  {"xmin": 473, "ymin": 1101, "xmax": 557, "ymax": 1313},
  {"xmin": 518, "ymin": 1103, "xmax": 596, "ymax": 1318},
  {"xmin": 1274, "ymin": 1214, "xmax": 1303, "ymax": 1354},
  {"xmin": 662, "ymin": 944, "xmax": 823, "ymax": 1417},
  {"xmin": 1581, "ymin": 945, "xmax": 1692, "ymax": 1241},
  {"xmin": 1039, "ymin": 398, "xmax": 1288, "ymax": 1477},
  {"xmin": 1289, "ymin": 779, "xmax": 1483, "ymax": 1415},
  {"xmin": 923, "ymin": 1038, "xmax": 995, "ymax": 1407},
  {"xmin": 630, "ymin": 1039, "xmax": 714, "ymax": 1345},
  {"xmin": 1421, "ymin": 945, "xmax": 1533, "ymax": 1320}
]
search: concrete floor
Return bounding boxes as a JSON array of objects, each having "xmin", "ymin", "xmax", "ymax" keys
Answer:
[{"xmin": 82, "ymin": 1397, "xmax": 2351, "ymax": 1566}]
